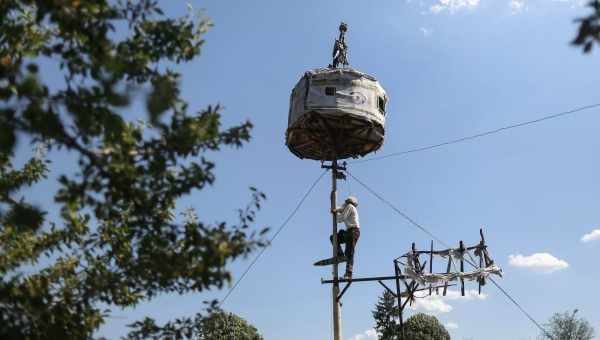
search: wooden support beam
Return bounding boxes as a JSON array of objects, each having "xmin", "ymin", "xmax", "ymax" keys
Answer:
[
  {"xmin": 321, "ymin": 274, "xmax": 408, "ymax": 284},
  {"xmin": 337, "ymin": 281, "xmax": 352, "ymax": 302},
  {"xmin": 459, "ymin": 240, "xmax": 465, "ymax": 297},
  {"xmin": 394, "ymin": 260, "xmax": 404, "ymax": 340},
  {"xmin": 478, "ymin": 241, "xmax": 483, "ymax": 294},
  {"xmin": 443, "ymin": 255, "xmax": 451, "ymax": 296},
  {"xmin": 429, "ymin": 240, "xmax": 434, "ymax": 296},
  {"xmin": 378, "ymin": 280, "xmax": 397, "ymax": 298}
]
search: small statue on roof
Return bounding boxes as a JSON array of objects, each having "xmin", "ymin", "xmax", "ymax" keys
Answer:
[{"xmin": 329, "ymin": 22, "xmax": 349, "ymax": 69}]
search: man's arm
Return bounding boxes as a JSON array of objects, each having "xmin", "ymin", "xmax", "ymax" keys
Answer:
[
  {"xmin": 331, "ymin": 205, "xmax": 345, "ymax": 221},
  {"xmin": 338, "ymin": 204, "xmax": 351, "ymax": 221}
]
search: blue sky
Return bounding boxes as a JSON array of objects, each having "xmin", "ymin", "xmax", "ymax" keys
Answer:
[{"xmin": 16, "ymin": 0, "xmax": 600, "ymax": 339}]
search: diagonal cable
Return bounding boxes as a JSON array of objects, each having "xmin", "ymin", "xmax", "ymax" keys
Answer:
[
  {"xmin": 353, "ymin": 103, "xmax": 600, "ymax": 164},
  {"xmin": 347, "ymin": 171, "xmax": 447, "ymax": 246},
  {"xmin": 219, "ymin": 169, "xmax": 328, "ymax": 307},
  {"xmin": 347, "ymin": 170, "xmax": 552, "ymax": 338}
]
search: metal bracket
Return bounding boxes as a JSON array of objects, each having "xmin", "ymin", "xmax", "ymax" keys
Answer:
[
  {"xmin": 321, "ymin": 161, "xmax": 347, "ymax": 180},
  {"xmin": 336, "ymin": 281, "xmax": 352, "ymax": 302},
  {"xmin": 321, "ymin": 161, "xmax": 347, "ymax": 171},
  {"xmin": 378, "ymin": 280, "xmax": 397, "ymax": 298}
]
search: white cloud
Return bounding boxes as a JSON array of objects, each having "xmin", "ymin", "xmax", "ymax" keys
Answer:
[
  {"xmin": 348, "ymin": 329, "xmax": 377, "ymax": 340},
  {"xmin": 445, "ymin": 322, "xmax": 459, "ymax": 330},
  {"xmin": 443, "ymin": 289, "xmax": 487, "ymax": 300},
  {"xmin": 509, "ymin": 0, "xmax": 526, "ymax": 13},
  {"xmin": 581, "ymin": 229, "xmax": 600, "ymax": 243},
  {"xmin": 553, "ymin": 0, "xmax": 586, "ymax": 6},
  {"xmin": 412, "ymin": 296, "xmax": 453, "ymax": 313},
  {"xmin": 508, "ymin": 253, "xmax": 569, "ymax": 273},
  {"xmin": 424, "ymin": 0, "xmax": 584, "ymax": 15},
  {"xmin": 430, "ymin": 0, "xmax": 480, "ymax": 13},
  {"xmin": 527, "ymin": 0, "xmax": 589, "ymax": 8},
  {"xmin": 409, "ymin": 289, "xmax": 487, "ymax": 314},
  {"xmin": 420, "ymin": 27, "xmax": 433, "ymax": 37},
  {"xmin": 365, "ymin": 329, "xmax": 377, "ymax": 338}
]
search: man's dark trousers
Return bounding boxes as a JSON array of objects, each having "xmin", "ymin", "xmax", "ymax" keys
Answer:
[{"xmin": 329, "ymin": 227, "xmax": 360, "ymax": 275}]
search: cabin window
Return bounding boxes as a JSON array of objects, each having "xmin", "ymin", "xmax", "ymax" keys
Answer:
[
  {"xmin": 325, "ymin": 87, "xmax": 336, "ymax": 96},
  {"xmin": 378, "ymin": 96, "xmax": 386, "ymax": 114}
]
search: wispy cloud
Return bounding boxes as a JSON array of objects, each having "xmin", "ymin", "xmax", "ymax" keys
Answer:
[
  {"xmin": 581, "ymin": 229, "xmax": 600, "ymax": 243},
  {"xmin": 409, "ymin": 289, "xmax": 487, "ymax": 314},
  {"xmin": 552, "ymin": 0, "xmax": 587, "ymax": 7},
  {"xmin": 445, "ymin": 321, "xmax": 459, "ymax": 329},
  {"xmin": 430, "ymin": 0, "xmax": 480, "ymax": 13},
  {"xmin": 508, "ymin": 253, "xmax": 569, "ymax": 273},
  {"xmin": 425, "ymin": 0, "xmax": 585, "ymax": 15},
  {"xmin": 348, "ymin": 329, "xmax": 377, "ymax": 340},
  {"xmin": 509, "ymin": 0, "xmax": 526, "ymax": 13},
  {"xmin": 420, "ymin": 27, "xmax": 433, "ymax": 37},
  {"xmin": 510, "ymin": 0, "xmax": 589, "ymax": 13},
  {"xmin": 412, "ymin": 296, "xmax": 453, "ymax": 313}
]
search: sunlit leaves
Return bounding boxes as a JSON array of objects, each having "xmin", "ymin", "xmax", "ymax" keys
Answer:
[
  {"xmin": 147, "ymin": 73, "xmax": 179, "ymax": 124},
  {"xmin": 125, "ymin": 310, "xmax": 264, "ymax": 340},
  {"xmin": 540, "ymin": 310, "xmax": 595, "ymax": 340},
  {"xmin": 0, "ymin": 112, "xmax": 16, "ymax": 154},
  {"xmin": 404, "ymin": 313, "xmax": 450, "ymax": 340},
  {"xmin": 372, "ymin": 290, "xmax": 400, "ymax": 339},
  {"xmin": 573, "ymin": 1, "xmax": 600, "ymax": 53},
  {"xmin": 1, "ymin": 1, "xmax": 265, "ymax": 338},
  {"xmin": 3, "ymin": 201, "xmax": 45, "ymax": 232}
]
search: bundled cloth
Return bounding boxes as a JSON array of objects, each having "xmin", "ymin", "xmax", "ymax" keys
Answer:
[{"xmin": 404, "ymin": 264, "xmax": 503, "ymax": 285}]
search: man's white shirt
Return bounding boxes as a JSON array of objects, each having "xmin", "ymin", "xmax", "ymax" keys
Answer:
[{"xmin": 336, "ymin": 203, "xmax": 360, "ymax": 229}]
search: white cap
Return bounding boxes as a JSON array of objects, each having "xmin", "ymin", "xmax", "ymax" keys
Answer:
[{"xmin": 345, "ymin": 196, "xmax": 358, "ymax": 206}]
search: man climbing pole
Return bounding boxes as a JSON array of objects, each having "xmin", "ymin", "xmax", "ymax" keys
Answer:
[{"xmin": 330, "ymin": 196, "xmax": 360, "ymax": 279}]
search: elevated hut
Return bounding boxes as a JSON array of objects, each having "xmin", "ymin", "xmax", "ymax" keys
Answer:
[{"xmin": 286, "ymin": 23, "xmax": 389, "ymax": 161}]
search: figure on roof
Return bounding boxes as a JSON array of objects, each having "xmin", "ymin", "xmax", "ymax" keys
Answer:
[
  {"xmin": 330, "ymin": 195, "xmax": 360, "ymax": 279},
  {"xmin": 329, "ymin": 22, "xmax": 349, "ymax": 69}
]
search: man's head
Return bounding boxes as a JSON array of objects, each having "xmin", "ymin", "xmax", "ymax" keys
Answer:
[{"xmin": 345, "ymin": 196, "xmax": 358, "ymax": 207}]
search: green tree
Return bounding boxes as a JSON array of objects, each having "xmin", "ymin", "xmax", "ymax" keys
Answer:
[
  {"xmin": 0, "ymin": 1, "xmax": 267, "ymax": 339},
  {"xmin": 126, "ymin": 310, "xmax": 263, "ymax": 340},
  {"xmin": 573, "ymin": 0, "xmax": 600, "ymax": 53},
  {"xmin": 404, "ymin": 313, "xmax": 450, "ymax": 340},
  {"xmin": 372, "ymin": 290, "xmax": 399, "ymax": 339},
  {"xmin": 539, "ymin": 310, "xmax": 595, "ymax": 340}
]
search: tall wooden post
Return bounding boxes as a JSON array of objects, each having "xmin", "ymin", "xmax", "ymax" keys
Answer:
[
  {"xmin": 459, "ymin": 240, "xmax": 465, "ymax": 296},
  {"xmin": 394, "ymin": 260, "xmax": 404, "ymax": 340},
  {"xmin": 331, "ymin": 159, "xmax": 342, "ymax": 340}
]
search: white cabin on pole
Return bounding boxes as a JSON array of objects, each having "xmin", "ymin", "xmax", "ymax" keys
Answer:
[{"xmin": 286, "ymin": 67, "xmax": 388, "ymax": 160}]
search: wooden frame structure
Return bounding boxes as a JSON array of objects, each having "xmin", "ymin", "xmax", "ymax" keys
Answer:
[{"xmin": 321, "ymin": 229, "xmax": 501, "ymax": 339}]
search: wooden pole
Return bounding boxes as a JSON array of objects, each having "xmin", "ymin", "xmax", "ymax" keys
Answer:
[
  {"xmin": 443, "ymin": 255, "xmax": 451, "ymax": 296},
  {"xmin": 394, "ymin": 260, "xmax": 404, "ymax": 340},
  {"xmin": 478, "ymin": 237, "xmax": 483, "ymax": 294},
  {"xmin": 478, "ymin": 228, "xmax": 486, "ymax": 294},
  {"xmin": 429, "ymin": 240, "xmax": 434, "ymax": 296},
  {"xmin": 331, "ymin": 159, "xmax": 342, "ymax": 340},
  {"xmin": 459, "ymin": 240, "xmax": 465, "ymax": 297}
]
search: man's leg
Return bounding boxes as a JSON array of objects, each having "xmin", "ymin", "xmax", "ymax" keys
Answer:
[
  {"xmin": 344, "ymin": 228, "xmax": 360, "ymax": 278},
  {"xmin": 330, "ymin": 230, "xmax": 345, "ymax": 257}
]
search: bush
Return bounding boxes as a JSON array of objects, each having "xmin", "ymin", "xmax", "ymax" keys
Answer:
[{"xmin": 404, "ymin": 313, "xmax": 450, "ymax": 340}]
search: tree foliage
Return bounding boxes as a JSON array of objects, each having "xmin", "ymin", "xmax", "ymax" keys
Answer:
[
  {"xmin": 372, "ymin": 290, "xmax": 399, "ymax": 339},
  {"xmin": 404, "ymin": 313, "xmax": 450, "ymax": 340},
  {"xmin": 539, "ymin": 310, "xmax": 595, "ymax": 340},
  {"xmin": 573, "ymin": 1, "xmax": 600, "ymax": 53},
  {"xmin": 0, "ymin": 1, "xmax": 267, "ymax": 339},
  {"xmin": 126, "ymin": 309, "xmax": 263, "ymax": 340},
  {"xmin": 372, "ymin": 291, "xmax": 450, "ymax": 340}
]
